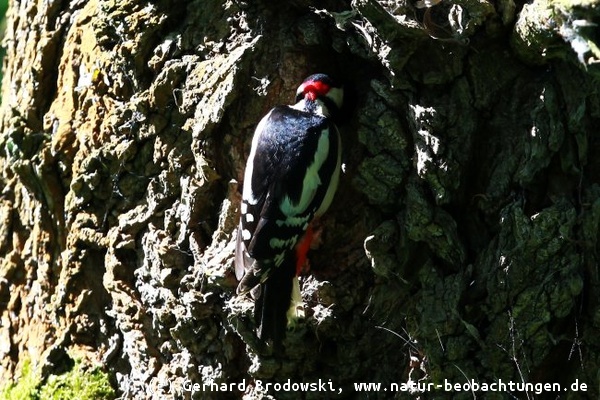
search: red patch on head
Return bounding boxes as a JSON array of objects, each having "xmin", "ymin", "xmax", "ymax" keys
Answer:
[{"xmin": 302, "ymin": 80, "xmax": 330, "ymax": 101}]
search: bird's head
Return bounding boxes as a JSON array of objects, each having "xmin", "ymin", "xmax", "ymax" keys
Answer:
[{"xmin": 294, "ymin": 74, "xmax": 343, "ymax": 117}]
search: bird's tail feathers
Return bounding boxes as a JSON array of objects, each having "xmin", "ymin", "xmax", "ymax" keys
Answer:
[
  {"xmin": 237, "ymin": 266, "xmax": 261, "ymax": 295},
  {"xmin": 234, "ymin": 224, "xmax": 252, "ymax": 282},
  {"xmin": 254, "ymin": 254, "xmax": 296, "ymax": 351}
]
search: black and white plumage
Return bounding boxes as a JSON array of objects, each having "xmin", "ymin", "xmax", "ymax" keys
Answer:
[{"xmin": 235, "ymin": 74, "xmax": 343, "ymax": 350}]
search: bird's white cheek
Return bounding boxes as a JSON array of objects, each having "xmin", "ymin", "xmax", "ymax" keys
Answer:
[{"xmin": 327, "ymin": 87, "xmax": 344, "ymax": 110}]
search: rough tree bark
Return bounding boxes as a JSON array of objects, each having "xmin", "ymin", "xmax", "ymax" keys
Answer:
[{"xmin": 0, "ymin": 0, "xmax": 599, "ymax": 398}]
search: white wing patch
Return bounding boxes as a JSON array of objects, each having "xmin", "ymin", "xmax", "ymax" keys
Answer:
[
  {"xmin": 279, "ymin": 128, "xmax": 330, "ymax": 217},
  {"xmin": 274, "ymin": 252, "xmax": 286, "ymax": 267},
  {"xmin": 242, "ymin": 110, "xmax": 273, "ymax": 205},
  {"xmin": 315, "ymin": 126, "xmax": 341, "ymax": 217},
  {"xmin": 275, "ymin": 214, "xmax": 310, "ymax": 227},
  {"xmin": 269, "ymin": 235, "xmax": 299, "ymax": 250}
]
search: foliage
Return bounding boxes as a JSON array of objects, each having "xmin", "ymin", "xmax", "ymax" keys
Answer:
[
  {"xmin": 0, "ymin": 359, "xmax": 115, "ymax": 400},
  {"xmin": 0, "ymin": 361, "xmax": 39, "ymax": 400}
]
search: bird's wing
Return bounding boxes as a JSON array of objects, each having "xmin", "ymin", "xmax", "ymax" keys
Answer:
[{"xmin": 235, "ymin": 106, "xmax": 340, "ymax": 287}]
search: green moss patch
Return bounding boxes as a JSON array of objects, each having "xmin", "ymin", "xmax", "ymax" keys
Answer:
[{"xmin": 0, "ymin": 359, "xmax": 115, "ymax": 400}]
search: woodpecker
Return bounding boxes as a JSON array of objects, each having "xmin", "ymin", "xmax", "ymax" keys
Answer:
[{"xmin": 235, "ymin": 73, "xmax": 343, "ymax": 351}]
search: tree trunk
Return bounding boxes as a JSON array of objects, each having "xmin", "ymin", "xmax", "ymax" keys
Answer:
[{"xmin": 1, "ymin": 0, "xmax": 599, "ymax": 398}]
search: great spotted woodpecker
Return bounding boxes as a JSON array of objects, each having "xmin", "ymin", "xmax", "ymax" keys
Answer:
[{"xmin": 235, "ymin": 74, "xmax": 343, "ymax": 350}]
